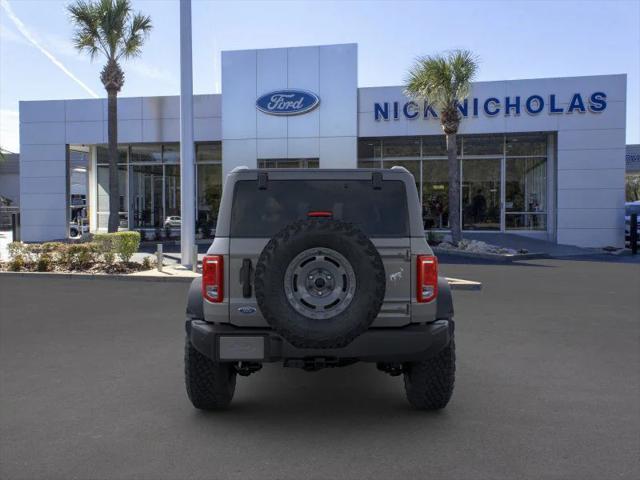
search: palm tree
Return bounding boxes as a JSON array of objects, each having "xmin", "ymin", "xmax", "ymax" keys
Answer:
[
  {"xmin": 405, "ymin": 50, "xmax": 478, "ymax": 244},
  {"xmin": 68, "ymin": 0, "xmax": 152, "ymax": 232}
]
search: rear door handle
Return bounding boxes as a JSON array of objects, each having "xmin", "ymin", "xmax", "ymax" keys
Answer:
[{"xmin": 240, "ymin": 258, "xmax": 252, "ymax": 298}]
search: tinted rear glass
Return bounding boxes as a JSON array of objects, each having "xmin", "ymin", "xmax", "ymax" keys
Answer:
[{"xmin": 230, "ymin": 180, "xmax": 409, "ymax": 237}]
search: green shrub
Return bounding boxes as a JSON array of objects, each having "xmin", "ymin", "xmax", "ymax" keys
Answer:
[
  {"xmin": 41, "ymin": 242, "xmax": 65, "ymax": 253},
  {"xmin": 59, "ymin": 243, "xmax": 99, "ymax": 270},
  {"xmin": 113, "ymin": 231, "xmax": 140, "ymax": 263},
  {"xmin": 36, "ymin": 253, "xmax": 53, "ymax": 272},
  {"xmin": 141, "ymin": 256, "xmax": 153, "ymax": 270},
  {"xmin": 8, "ymin": 254, "xmax": 25, "ymax": 271},
  {"xmin": 94, "ymin": 233, "xmax": 116, "ymax": 265}
]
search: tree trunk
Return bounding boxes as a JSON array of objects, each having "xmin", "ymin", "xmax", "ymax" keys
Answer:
[
  {"xmin": 447, "ymin": 132, "xmax": 462, "ymax": 244},
  {"xmin": 107, "ymin": 89, "xmax": 120, "ymax": 233}
]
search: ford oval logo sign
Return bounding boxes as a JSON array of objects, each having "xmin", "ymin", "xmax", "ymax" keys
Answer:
[
  {"xmin": 256, "ymin": 90, "xmax": 320, "ymax": 116},
  {"xmin": 238, "ymin": 306, "xmax": 257, "ymax": 315}
]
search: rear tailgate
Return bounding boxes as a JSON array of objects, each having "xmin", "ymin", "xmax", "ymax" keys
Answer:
[{"xmin": 218, "ymin": 170, "xmax": 421, "ymax": 328}]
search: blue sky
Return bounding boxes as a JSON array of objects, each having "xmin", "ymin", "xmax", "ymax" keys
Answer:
[{"xmin": 1, "ymin": 0, "xmax": 638, "ymax": 152}]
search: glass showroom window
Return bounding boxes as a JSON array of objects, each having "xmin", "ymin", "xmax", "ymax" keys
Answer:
[
  {"xmin": 359, "ymin": 133, "xmax": 549, "ymax": 232},
  {"xmin": 381, "ymin": 137, "xmax": 421, "ymax": 205},
  {"xmin": 423, "ymin": 160, "xmax": 450, "ymax": 229},
  {"xmin": 505, "ymin": 133, "xmax": 547, "ymax": 230},
  {"xmin": 196, "ymin": 143, "xmax": 222, "ymax": 239},
  {"xmin": 357, "ymin": 139, "xmax": 382, "ymax": 168},
  {"xmin": 461, "ymin": 158, "xmax": 502, "ymax": 230},
  {"xmin": 129, "ymin": 143, "xmax": 182, "ymax": 232},
  {"xmin": 130, "ymin": 164, "xmax": 163, "ymax": 229},
  {"xmin": 96, "ymin": 146, "xmax": 128, "ymax": 230},
  {"xmin": 163, "ymin": 145, "xmax": 180, "ymax": 233},
  {"xmin": 505, "ymin": 157, "xmax": 547, "ymax": 230}
]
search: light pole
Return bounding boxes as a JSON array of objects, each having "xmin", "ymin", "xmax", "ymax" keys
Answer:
[{"xmin": 179, "ymin": 0, "xmax": 195, "ymax": 266}]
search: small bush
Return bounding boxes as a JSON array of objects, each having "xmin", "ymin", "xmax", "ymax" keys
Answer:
[
  {"xmin": 8, "ymin": 254, "xmax": 25, "ymax": 271},
  {"xmin": 58, "ymin": 243, "xmax": 99, "ymax": 270},
  {"xmin": 36, "ymin": 253, "xmax": 53, "ymax": 272},
  {"xmin": 141, "ymin": 256, "xmax": 153, "ymax": 270},
  {"xmin": 94, "ymin": 233, "xmax": 116, "ymax": 265},
  {"xmin": 113, "ymin": 231, "xmax": 140, "ymax": 263},
  {"xmin": 41, "ymin": 242, "xmax": 64, "ymax": 253}
]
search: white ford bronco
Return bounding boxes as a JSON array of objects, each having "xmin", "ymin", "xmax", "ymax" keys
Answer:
[{"xmin": 185, "ymin": 167, "xmax": 455, "ymax": 410}]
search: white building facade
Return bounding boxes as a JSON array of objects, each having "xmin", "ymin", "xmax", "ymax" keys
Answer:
[{"xmin": 19, "ymin": 43, "xmax": 627, "ymax": 247}]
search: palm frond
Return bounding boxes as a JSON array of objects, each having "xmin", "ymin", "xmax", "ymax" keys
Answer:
[
  {"xmin": 405, "ymin": 49, "xmax": 479, "ymax": 111},
  {"xmin": 67, "ymin": 0, "xmax": 108, "ymax": 59},
  {"xmin": 118, "ymin": 13, "xmax": 152, "ymax": 60},
  {"xmin": 68, "ymin": 0, "xmax": 152, "ymax": 66}
]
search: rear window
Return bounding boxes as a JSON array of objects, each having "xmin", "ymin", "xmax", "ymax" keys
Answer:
[{"xmin": 230, "ymin": 179, "xmax": 409, "ymax": 237}]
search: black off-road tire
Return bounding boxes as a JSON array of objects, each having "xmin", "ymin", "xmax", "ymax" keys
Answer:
[
  {"xmin": 254, "ymin": 219, "xmax": 386, "ymax": 349},
  {"xmin": 184, "ymin": 336, "xmax": 237, "ymax": 410},
  {"xmin": 403, "ymin": 335, "xmax": 456, "ymax": 410}
]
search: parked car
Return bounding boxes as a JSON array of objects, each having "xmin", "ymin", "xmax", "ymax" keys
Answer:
[
  {"xmin": 625, "ymin": 201, "xmax": 640, "ymax": 245},
  {"xmin": 164, "ymin": 216, "xmax": 181, "ymax": 228},
  {"xmin": 184, "ymin": 167, "xmax": 456, "ymax": 410}
]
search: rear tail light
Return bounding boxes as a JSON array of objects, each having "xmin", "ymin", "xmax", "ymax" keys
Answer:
[
  {"xmin": 307, "ymin": 211, "xmax": 333, "ymax": 218},
  {"xmin": 202, "ymin": 255, "xmax": 224, "ymax": 303},
  {"xmin": 417, "ymin": 255, "xmax": 438, "ymax": 303}
]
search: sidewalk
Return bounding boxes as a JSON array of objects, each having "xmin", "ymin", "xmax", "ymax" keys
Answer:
[{"xmin": 462, "ymin": 232, "xmax": 607, "ymax": 257}]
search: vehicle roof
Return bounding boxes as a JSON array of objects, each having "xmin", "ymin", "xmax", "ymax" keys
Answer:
[{"xmin": 227, "ymin": 167, "xmax": 415, "ymax": 182}]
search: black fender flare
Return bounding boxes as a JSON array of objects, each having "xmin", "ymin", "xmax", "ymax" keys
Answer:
[
  {"xmin": 436, "ymin": 276, "xmax": 454, "ymax": 320},
  {"xmin": 186, "ymin": 277, "xmax": 204, "ymax": 319}
]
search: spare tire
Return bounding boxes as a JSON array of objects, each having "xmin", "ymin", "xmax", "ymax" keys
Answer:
[{"xmin": 254, "ymin": 219, "xmax": 385, "ymax": 349}]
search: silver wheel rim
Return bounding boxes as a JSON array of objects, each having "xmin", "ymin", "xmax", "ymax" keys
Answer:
[{"xmin": 284, "ymin": 247, "xmax": 356, "ymax": 320}]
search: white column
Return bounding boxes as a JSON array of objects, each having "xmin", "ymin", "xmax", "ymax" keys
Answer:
[{"xmin": 179, "ymin": 0, "xmax": 195, "ymax": 265}]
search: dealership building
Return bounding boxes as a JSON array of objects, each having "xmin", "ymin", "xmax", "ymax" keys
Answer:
[{"xmin": 18, "ymin": 43, "xmax": 627, "ymax": 247}]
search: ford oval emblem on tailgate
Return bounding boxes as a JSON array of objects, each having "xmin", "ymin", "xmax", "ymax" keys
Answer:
[
  {"xmin": 256, "ymin": 89, "xmax": 320, "ymax": 116},
  {"xmin": 238, "ymin": 306, "xmax": 257, "ymax": 315}
]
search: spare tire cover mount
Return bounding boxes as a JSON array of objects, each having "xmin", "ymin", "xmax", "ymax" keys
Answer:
[{"xmin": 283, "ymin": 247, "xmax": 357, "ymax": 320}]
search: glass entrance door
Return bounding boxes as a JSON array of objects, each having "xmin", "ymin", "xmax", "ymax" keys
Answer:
[{"xmin": 461, "ymin": 158, "xmax": 502, "ymax": 230}]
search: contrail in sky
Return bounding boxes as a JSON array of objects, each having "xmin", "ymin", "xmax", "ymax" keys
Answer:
[{"xmin": 1, "ymin": 0, "xmax": 100, "ymax": 98}]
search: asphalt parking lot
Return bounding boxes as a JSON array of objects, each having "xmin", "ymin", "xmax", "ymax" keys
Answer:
[{"xmin": 1, "ymin": 257, "xmax": 639, "ymax": 480}]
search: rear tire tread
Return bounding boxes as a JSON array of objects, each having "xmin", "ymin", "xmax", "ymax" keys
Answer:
[
  {"xmin": 184, "ymin": 336, "xmax": 236, "ymax": 410},
  {"xmin": 403, "ymin": 336, "xmax": 456, "ymax": 410}
]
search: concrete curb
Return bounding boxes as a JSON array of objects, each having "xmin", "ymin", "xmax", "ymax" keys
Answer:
[
  {"xmin": 0, "ymin": 271, "xmax": 195, "ymax": 283},
  {"xmin": 446, "ymin": 277, "xmax": 482, "ymax": 291},
  {"xmin": 433, "ymin": 247, "xmax": 549, "ymax": 263}
]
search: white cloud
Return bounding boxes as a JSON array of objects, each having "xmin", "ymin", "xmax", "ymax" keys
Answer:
[
  {"xmin": 0, "ymin": 0, "xmax": 99, "ymax": 98},
  {"xmin": 0, "ymin": 109, "xmax": 19, "ymax": 153}
]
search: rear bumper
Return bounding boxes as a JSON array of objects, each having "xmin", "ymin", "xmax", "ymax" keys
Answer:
[{"xmin": 186, "ymin": 319, "xmax": 452, "ymax": 363}]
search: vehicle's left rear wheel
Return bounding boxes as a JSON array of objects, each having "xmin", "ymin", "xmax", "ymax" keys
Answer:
[{"xmin": 184, "ymin": 336, "xmax": 236, "ymax": 410}]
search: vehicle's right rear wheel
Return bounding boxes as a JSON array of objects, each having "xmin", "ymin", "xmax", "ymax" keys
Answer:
[
  {"xmin": 403, "ymin": 334, "xmax": 456, "ymax": 410},
  {"xmin": 184, "ymin": 336, "xmax": 236, "ymax": 410}
]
